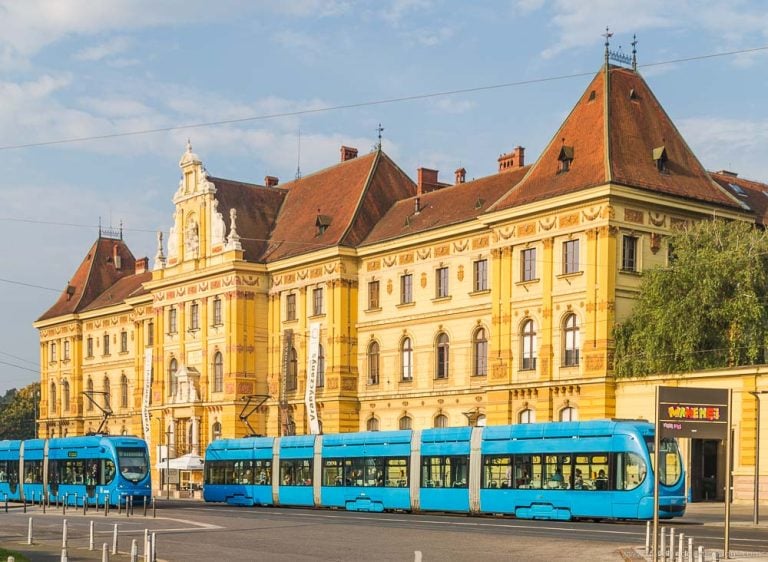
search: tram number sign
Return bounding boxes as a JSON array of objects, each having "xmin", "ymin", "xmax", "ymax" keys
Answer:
[{"xmin": 657, "ymin": 386, "xmax": 728, "ymax": 439}]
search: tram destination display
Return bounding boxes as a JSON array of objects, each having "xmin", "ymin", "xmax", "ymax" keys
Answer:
[{"xmin": 657, "ymin": 386, "xmax": 729, "ymax": 440}]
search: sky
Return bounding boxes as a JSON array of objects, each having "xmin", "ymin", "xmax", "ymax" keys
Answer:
[{"xmin": 1, "ymin": 0, "xmax": 767, "ymax": 393}]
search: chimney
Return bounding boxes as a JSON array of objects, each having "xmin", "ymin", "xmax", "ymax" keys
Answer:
[
  {"xmin": 417, "ymin": 167, "xmax": 439, "ymax": 193},
  {"xmin": 497, "ymin": 146, "xmax": 525, "ymax": 172},
  {"xmin": 414, "ymin": 196, "xmax": 421, "ymax": 214},
  {"xmin": 112, "ymin": 243, "xmax": 122, "ymax": 270},
  {"xmin": 716, "ymin": 170, "xmax": 738, "ymax": 177},
  {"xmin": 265, "ymin": 175, "xmax": 280, "ymax": 188},
  {"xmin": 135, "ymin": 257, "xmax": 149, "ymax": 274},
  {"xmin": 455, "ymin": 168, "xmax": 466, "ymax": 185},
  {"xmin": 340, "ymin": 145, "xmax": 358, "ymax": 162}
]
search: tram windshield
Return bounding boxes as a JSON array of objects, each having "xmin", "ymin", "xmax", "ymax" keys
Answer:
[
  {"xmin": 645, "ymin": 437, "xmax": 682, "ymax": 486},
  {"xmin": 117, "ymin": 448, "xmax": 149, "ymax": 483}
]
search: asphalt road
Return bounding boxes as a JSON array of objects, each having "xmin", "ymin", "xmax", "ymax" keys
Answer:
[{"xmin": 1, "ymin": 500, "xmax": 766, "ymax": 561}]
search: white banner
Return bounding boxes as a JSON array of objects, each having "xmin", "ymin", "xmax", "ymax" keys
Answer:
[
  {"xmin": 305, "ymin": 322, "xmax": 321, "ymax": 435},
  {"xmin": 142, "ymin": 348, "xmax": 153, "ymax": 447}
]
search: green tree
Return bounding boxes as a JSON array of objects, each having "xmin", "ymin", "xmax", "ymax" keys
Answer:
[
  {"xmin": 0, "ymin": 382, "xmax": 40, "ymax": 440},
  {"xmin": 614, "ymin": 219, "xmax": 768, "ymax": 377}
]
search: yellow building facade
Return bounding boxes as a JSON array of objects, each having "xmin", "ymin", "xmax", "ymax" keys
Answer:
[{"xmin": 35, "ymin": 61, "xmax": 768, "ymax": 502}]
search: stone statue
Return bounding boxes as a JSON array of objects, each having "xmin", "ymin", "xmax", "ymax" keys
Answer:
[
  {"xmin": 185, "ymin": 218, "xmax": 199, "ymax": 256},
  {"xmin": 211, "ymin": 198, "xmax": 226, "ymax": 245},
  {"xmin": 226, "ymin": 207, "xmax": 242, "ymax": 250},
  {"xmin": 167, "ymin": 213, "xmax": 179, "ymax": 258}
]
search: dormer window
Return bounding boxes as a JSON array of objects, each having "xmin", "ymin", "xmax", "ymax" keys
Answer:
[
  {"xmin": 558, "ymin": 146, "xmax": 574, "ymax": 173},
  {"xmin": 315, "ymin": 213, "xmax": 332, "ymax": 236},
  {"xmin": 653, "ymin": 146, "xmax": 668, "ymax": 173}
]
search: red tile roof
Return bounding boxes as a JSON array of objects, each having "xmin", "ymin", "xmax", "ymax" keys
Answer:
[
  {"xmin": 37, "ymin": 238, "xmax": 140, "ymax": 321},
  {"xmin": 492, "ymin": 66, "xmax": 742, "ymax": 211},
  {"xmin": 81, "ymin": 271, "xmax": 152, "ymax": 312},
  {"xmin": 710, "ymin": 172, "xmax": 768, "ymax": 225},
  {"xmin": 264, "ymin": 151, "xmax": 415, "ymax": 262},
  {"xmin": 364, "ymin": 165, "xmax": 529, "ymax": 245}
]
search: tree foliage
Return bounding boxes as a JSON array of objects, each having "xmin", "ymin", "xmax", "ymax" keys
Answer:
[
  {"xmin": 614, "ymin": 219, "xmax": 768, "ymax": 377},
  {"xmin": 0, "ymin": 382, "xmax": 40, "ymax": 440}
]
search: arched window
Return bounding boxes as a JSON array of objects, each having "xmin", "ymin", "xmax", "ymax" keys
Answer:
[
  {"xmin": 86, "ymin": 378, "xmax": 94, "ymax": 411},
  {"xmin": 473, "ymin": 327, "xmax": 488, "ymax": 376},
  {"xmin": 287, "ymin": 348, "xmax": 298, "ymax": 391},
  {"xmin": 399, "ymin": 416, "xmax": 412, "ymax": 430},
  {"xmin": 436, "ymin": 332, "xmax": 449, "ymax": 379},
  {"xmin": 519, "ymin": 408, "xmax": 535, "ymax": 424},
  {"xmin": 317, "ymin": 344, "xmax": 325, "ymax": 388},
  {"xmin": 563, "ymin": 313, "xmax": 580, "ymax": 367},
  {"xmin": 103, "ymin": 376, "xmax": 111, "ymax": 411},
  {"xmin": 120, "ymin": 374, "xmax": 128, "ymax": 408},
  {"xmin": 434, "ymin": 414, "xmax": 448, "ymax": 428},
  {"xmin": 367, "ymin": 341, "xmax": 380, "ymax": 385},
  {"xmin": 62, "ymin": 380, "xmax": 70, "ymax": 413},
  {"xmin": 367, "ymin": 417, "xmax": 380, "ymax": 431},
  {"xmin": 213, "ymin": 352, "xmax": 223, "ymax": 393},
  {"xmin": 49, "ymin": 382, "xmax": 57, "ymax": 414},
  {"xmin": 212, "ymin": 421, "xmax": 222, "ymax": 440},
  {"xmin": 560, "ymin": 406, "xmax": 578, "ymax": 422},
  {"xmin": 521, "ymin": 319, "xmax": 537, "ymax": 370},
  {"xmin": 168, "ymin": 358, "xmax": 178, "ymax": 397},
  {"xmin": 401, "ymin": 337, "xmax": 413, "ymax": 381}
]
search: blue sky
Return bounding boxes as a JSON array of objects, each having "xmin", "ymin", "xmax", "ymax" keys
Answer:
[{"xmin": 1, "ymin": 0, "xmax": 767, "ymax": 392}]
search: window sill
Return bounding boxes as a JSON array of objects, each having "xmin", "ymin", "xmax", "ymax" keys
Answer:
[
  {"xmin": 433, "ymin": 376, "xmax": 450, "ymax": 382},
  {"xmin": 431, "ymin": 296, "xmax": 452, "ymax": 303},
  {"xmin": 187, "ymin": 328, "xmax": 200, "ymax": 333},
  {"xmin": 619, "ymin": 268, "xmax": 641, "ymax": 276},
  {"xmin": 518, "ymin": 367, "xmax": 537, "ymax": 373},
  {"xmin": 309, "ymin": 313, "xmax": 326, "ymax": 319},
  {"xmin": 471, "ymin": 373, "xmax": 488, "ymax": 378},
  {"xmin": 469, "ymin": 289, "xmax": 490, "ymax": 296},
  {"xmin": 366, "ymin": 381, "xmax": 380, "ymax": 387},
  {"xmin": 283, "ymin": 318, "xmax": 298, "ymax": 324},
  {"xmin": 516, "ymin": 278, "xmax": 540, "ymax": 287},
  {"xmin": 560, "ymin": 364, "xmax": 580, "ymax": 369},
  {"xmin": 119, "ymin": 351, "xmax": 129, "ymax": 355},
  {"xmin": 400, "ymin": 378, "xmax": 413, "ymax": 383},
  {"xmin": 396, "ymin": 301, "xmax": 415, "ymax": 309},
  {"xmin": 211, "ymin": 323, "xmax": 224, "ymax": 328},
  {"xmin": 557, "ymin": 271, "xmax": 583, "ymax": 280},
  {"xmin": 365, "ymin": 307, "xmax": 382, "ymax": 313}
]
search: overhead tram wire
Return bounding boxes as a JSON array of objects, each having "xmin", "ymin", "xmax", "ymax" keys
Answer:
[{"xmin": 0, "ymin": 45, "xmax": 765, "ymax": 153}]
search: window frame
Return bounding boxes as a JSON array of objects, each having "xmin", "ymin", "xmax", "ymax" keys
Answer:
[
  {"xmin": 563, "ymin": 239, "xmax": 580, "ymax": 275},
  {"xmin": 473, "ymin": 259, "xmax": 488, "ymax": 292},
  {"xmin": 520, "ymin": 319, "xmax": 537, "ymax": 371},
  {"xmin": 286, "ymin": 293, "xmax": 297, "ymax": 321},
  {"xmin": 190, "ymin": 301, "xmax": 200, "ymax": 331},
  {"xmin": 563, "ymin": 313, "xmax": 580, "ymax": 367},
  {"xmin": 401, "ymin": 337, "xmax": 413, "ymax": 381},
  {"xmin": 367, "ymin": 341, "xmax": 380, "ymax": 385},
  {"xmin": 213, "ymin": 351, "xmax": 224, "ymax": 393},
  {"xmin": 622, "ymin": 235, "xmax": 639, "ymax": 272},
  {"xmin": 168, "ymin": 307, "xmax": 178, "ymax": 334},
  {"xmin": 212, "ymin": 297, "xmax": 223, "ymax": 326},
  {"xmin": 312, "ymin": 287, "xmax": 324, "ymax": 316},
  {"xmin": 435, "ymin": 266, "xmax": 450, "ymax": 298},
  {"xmin": 435, "ymin": 332, "xmax": 449, "ymax": 379},
  {"xmin": 400, "ymin": 273, "xmax": 413, "ymax": 304},
  {"xmin": 368, "ymin": 280, "xmax": 380, "ymax": 310},
  {"xmin": 473, "ymin": 327, "xmax": 488, "ymax": 376},
  {"xmin": 521, "ymin": 247, "xmax": 537, "ymax": 282}
]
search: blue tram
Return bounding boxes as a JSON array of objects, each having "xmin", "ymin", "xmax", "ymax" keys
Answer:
[
  {"xmin": 0, "ymin": 435, "xmax": 151, "ymax": 507},
  {"xmin": 204, "ymin": 420, "xmax": 686, "ymax": 520}
]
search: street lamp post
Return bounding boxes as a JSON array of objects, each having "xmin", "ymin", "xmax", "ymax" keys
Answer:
[
  {"xmin": 749, "ymin": 390, "xmax": 767, "ymax": 526},
  {"xmin": 166, "ymin": 428, "xmax": 172, "ymax": 501}
]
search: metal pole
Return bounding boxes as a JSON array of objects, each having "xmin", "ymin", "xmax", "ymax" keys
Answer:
[
  {"xmin": 166, "ymin": 429, "xmax": 171, "ymax": 501},
  {"xmin": 670, "ymin": 527, "xmax": 676, "ymax": 561},
  {"xmin": 724, "ymin": 390, "xmax": 733, "ymax": 559},
  {"xmin": 653, "ymin": 386, "xmax": 661, "ymax": 562},
  {"xmin": 27, "ymin": 517, "xmax": 33, "ymax": 545},
  {"xmin": 678, "ymin": 533, "xmax": 684, "ymax": 562},
  {"xmin": 749, "ymin": 391, "xmax": 764, "ymax": 526},
  {"xmin": 688, "ymin": 537, "xmax": 693, "ymax": 562},
  {"xmin": 90, "ymin": 520, "xmax": 95, "ymax": 551},
  {"xmin": 131, "ymin": 539, "xmax": 138, "ymax": 562},
  {"xmin": 646, "ymin": 520, "xmax": 651, "ymax": 555},
  {"xmin": 112, "ymin": 523, "xmax": 119, "ymax": 555}
]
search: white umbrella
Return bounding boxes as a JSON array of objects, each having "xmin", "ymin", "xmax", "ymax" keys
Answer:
[{"xmin": 156, "ymin": 454, "xmax": 205, "ymax": 471}]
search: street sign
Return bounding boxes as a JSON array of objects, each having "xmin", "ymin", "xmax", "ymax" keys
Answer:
[{"xmin": 657, "ymin": 386, "xmax": 729, "ymax": 439}]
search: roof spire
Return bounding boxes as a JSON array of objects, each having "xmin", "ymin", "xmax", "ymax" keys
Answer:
[
  {"xmin": 376, "ymin": 123, "xmax": 384, "ymax": 151},
  {"xmin": 603, "ymin": 27, "xmax": 613, "ymax": 66},
  {"xmin": 631, "ymin": 34, "xmax": 638, "ymax": 71},
  {"xmin": 186, "ymin": 138, "xmax": 192, "ymax": 154}
]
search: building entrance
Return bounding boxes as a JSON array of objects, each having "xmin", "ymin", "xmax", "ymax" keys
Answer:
[{"xmin": 690, "ymin": 439, "xmax": 721, "ymax": 501}]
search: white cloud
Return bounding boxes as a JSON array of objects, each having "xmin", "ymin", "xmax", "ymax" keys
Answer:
[
  {"xmin": 272, "ymin": 29, "xmax": 325, "ymax": 57},
  {"xmin": 413, "ymin": 25, "xmax": 454, "ymax": 46},
  {"xmin": 376, "ymin": 0, "xmax": 433, "ymax": 25},
  {"xmin": 433, "ymin": 97, "xmax": 475, "ymax": 114},
  {"xmin": 74, "ymin": 36, "xmax": 132, "ymax": 61}
]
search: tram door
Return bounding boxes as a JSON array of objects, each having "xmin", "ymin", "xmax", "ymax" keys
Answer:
[{"xmin": 691, "ymin": 439, "xmax": 720, "ymax": 501}]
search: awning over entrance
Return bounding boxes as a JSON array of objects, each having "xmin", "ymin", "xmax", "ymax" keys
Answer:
[{"xmin": 156, "ymin": 453, "xmax": 205, "ymax": 471}]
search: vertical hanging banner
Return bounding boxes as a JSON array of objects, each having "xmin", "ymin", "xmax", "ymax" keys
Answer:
[
  {"xmin": 142, "ymin": 348, "xmax": 153, "ymax": 447},
  {"xmin": 305, "ymin": 322, "xmax": 321, "ymax": 434},
  {"xmin": 280, "ymin": 329, "xmax": 294, "ymax": 406}
]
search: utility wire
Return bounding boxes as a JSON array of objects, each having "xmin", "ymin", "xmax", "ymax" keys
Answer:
[
  {"xmin": 0, "ymin": 45, "xmax": 765, "ymax": 152},
  {"xmin": 0, "ymin": 277, "xmax": 61, "ymax": 293},
  {"xmin": 0, "ymin": 358, "xmax": 39, "ymax": 374},
  {"xmin": 0, "ymin": 350, "xmax": 38, "ymax": 367}
]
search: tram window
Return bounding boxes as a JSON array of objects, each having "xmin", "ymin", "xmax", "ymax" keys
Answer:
[
  {"xmin": 23, "ymin": 461, "xmax": 43, "ymax": 483},
  {"xmin": 421, "ymin": 456, "xmax": 468, "ymax": 488},
  {"xmin": 280, "ymin": 459, "xmax": 312, "ymax": 486},
  {"xmin": 615, "ymin": 452, "xmax": 647, "ymax": 491},
  {"xmin": 575, "ymin": 454, "xmax": 610, "ymax": 490},
  {"xmin": 646, "ymin": 437, "xmax": 682, "ymax": 486},
  {"xmin": 117, "ymin": 448, "xmax": 149, "ymax": 483},
  {"xmin": 342, "ymin": 458, "xmax": 365, "ymax": 486},
  {"xmin": 386, "ymin": 458, "xmax": 408, "ymax": 487},
  {"xmin": 254, "ymin": 460, "xmax": 271, "ymax": 485},
  {"xmin": 205, "ymin": 461, "xmax": 234, "ymax": 485},
  {"xmin": 233, "ymin": 460, "xmax": 254, "ymax": 484},
  {"xmin": 0, "ymin": 461, "xmax": 7, "ymax": 482},
  {"xmin": 482, "ymin": 455, "xmax": 512, "ymax": 488},
  {"xmin": 323, "ymin": 459, "xmax": 343, "ymax": 486},
  {"xmin": 365, "ymin": 457, "xmax": 386, "ymax": 487},
  {"xmin": 544, "ymin": 455, "xmax": 571, "ymax": 489},
  {"xmin": 513, "ymin": 455, "xmax": 543, "ymax": 489}
]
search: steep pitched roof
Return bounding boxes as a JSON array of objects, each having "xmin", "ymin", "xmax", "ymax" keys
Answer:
[
  {"xmin": 37, "ymin": 238, "xmax": 139, "ymax": 321},
  {"xmin": 80, "ymin": 271, "xmax": 152, "ymax": 312},
  {"xmin": 363, "ymin": 165, "xmax": 529, "ymax": 246},
  {"xmin": 710, "ymin": 171, "xmax": 768, "ymax": 226},
  {"xmin": 208, "ymin": 177, "xmax": 286, "ymax": 262},
  {"xmin": 492, "ymin": 65, "xmax": 741, "ymax": 211},
  {"xmin": 264, "ymin": 151, "xmax": 415, "ymax": 262}
]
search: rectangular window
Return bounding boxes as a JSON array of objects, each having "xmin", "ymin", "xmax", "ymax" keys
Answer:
[
  {"xmin": 190, "ymin": 302, "xmax": 200, "ymax": 330},
  {"xmin": 87, "ymin": 337, "xmax": 93, "ymax": 358},
  {"xmin": 313, "ymin": 287, "xmax": 324, "ymax": 316},
  {"xmin": 280, "ymin": 459, "xmax": 313, "ymax": 486},
  {"xmin": 368, "ymin": 281, "xmax": 380, "ymax": 310},
  {"xmin": 103, "ymin": 334, "xmax": 110, "ymax": 355},
  {"xmin": 400, "ymin": 274, "xmax": 413, "ymax": 304},
  {"xmin": 63, "ymin": 341, "xmax": 70, "ymax": 361},
  {"xmin": 436, "ymin": 267, "xmax": 449, "ymax": 298},
  {"xmin": 120, "ymin": 331, "xmax": 128, "ymax": 353},
  {"xmin": 168, "ymin": 308, "xmax": 177, "ymax": 334},
  {"xmin": 563, "ymin": 239, "xmax": 580, "ymax": 274},
  {"xmin": 421, "ymin": 456, "xmax": 469, "ymax": 489},
  {"xmin": 286, "ymin": 293, "xmax": 296, "ymax": 321},
  {"xmin": 213, "ymin": 298, "xmax": 222, "ymax": 325},
  {"xmin": 622, "ymin": 235, "xmax": 638, "ymax": 272},
  {"xmin": 521, "ymin": 248, "xmax": 536, "ymax": 281},
  {"xmin": 473, "ymin": 259, "xmax": 488, "ymax": 291},
  {"xmin": 147, "ymin": 321, "xmax": 154, "ymax": 346}
]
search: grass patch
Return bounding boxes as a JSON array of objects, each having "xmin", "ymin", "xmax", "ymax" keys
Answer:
[{"xmin": 0, "ymin": 547, "xmax": 30, "ymax": 561}]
